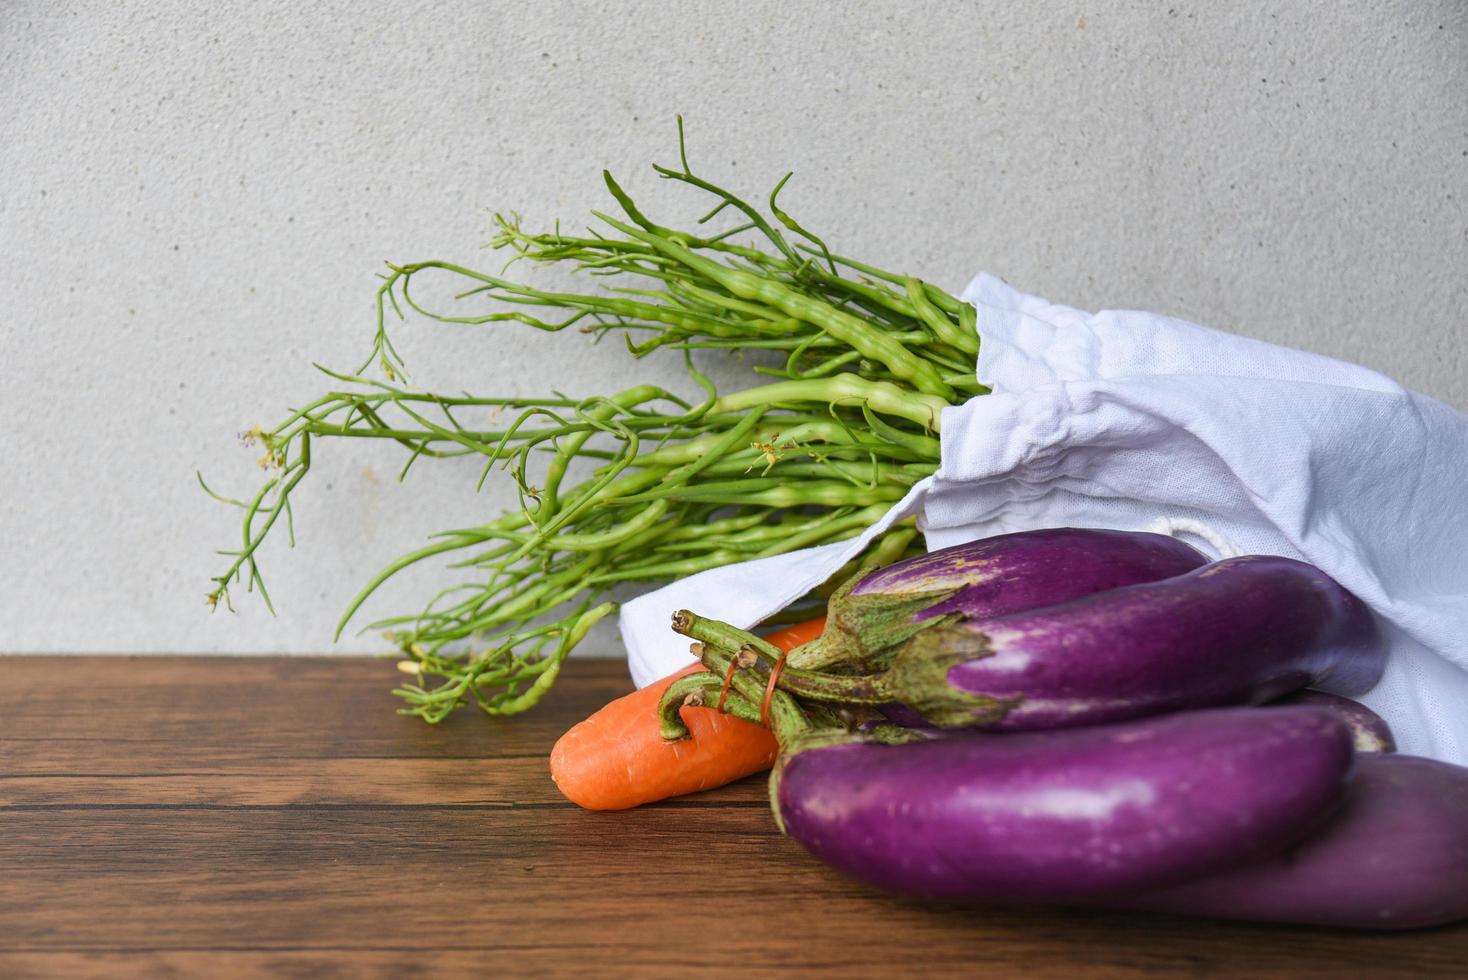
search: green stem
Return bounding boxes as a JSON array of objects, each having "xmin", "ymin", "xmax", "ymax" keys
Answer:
[
  {"xmin": 538, "ymin": 384, "xmax": 672, "ymax": 519},
  {"xmin": 478, "ymin": 601, "xmax": 617, "ymax": 716},
  {"xmin": 657, "ymin": 672, "xmax": 765, "ymax": 740},
  {"xmin": 692, "ymin": 641, "xmax": 815, "ymax": 746},
  {"xmin": 672, "ymin": 610, "xmax": 889, "ymax": 705}
]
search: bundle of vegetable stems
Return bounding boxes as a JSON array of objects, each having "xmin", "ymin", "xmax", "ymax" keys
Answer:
[{"xmin": 206, "ymin": 121, "xmax": 985, "ymax": 723}]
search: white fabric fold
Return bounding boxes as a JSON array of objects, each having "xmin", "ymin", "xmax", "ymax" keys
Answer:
[{"xmin": 619, "ymin": 273, "xmax": 1468, "ymax": 764}]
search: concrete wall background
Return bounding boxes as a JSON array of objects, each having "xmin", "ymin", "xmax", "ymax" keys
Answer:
[{"xmin": 2, "ymin": 1, "xmax": 1464, "ymax": 654}]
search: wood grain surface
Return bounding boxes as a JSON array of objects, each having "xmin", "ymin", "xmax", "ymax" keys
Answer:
[{"xmin": 1, "ymin": 656, "xmax": 1464, "ymax": 978}]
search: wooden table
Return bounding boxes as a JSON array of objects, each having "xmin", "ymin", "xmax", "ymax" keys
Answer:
[{"xmin": 1, "ymin": 657, "xmax": 1464, "ymax": 977}]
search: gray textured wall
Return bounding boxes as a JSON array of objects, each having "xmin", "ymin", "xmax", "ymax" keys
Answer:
[{"xmin": 2, "ymin": 1, "xmax": 1464, "ymax": 654}]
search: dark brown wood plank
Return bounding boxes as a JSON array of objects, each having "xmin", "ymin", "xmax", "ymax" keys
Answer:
[
  {"xmin": 0, "ymin": 655, "xmax": 624, "ymax": 761},
  {"xmin": 1, "ymin": 656, "xmax": 1465, "ymax": 978}
]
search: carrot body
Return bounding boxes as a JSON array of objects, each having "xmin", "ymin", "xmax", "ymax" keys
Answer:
[{"xmin": 550, "ymin": 618, "xmax": 827, "ymax": 810}]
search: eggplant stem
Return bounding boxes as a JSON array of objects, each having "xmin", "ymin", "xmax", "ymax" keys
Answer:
[
  {"xmin": 693, "ymin": 641, "xmax": 817, "ymax": 745},
  {"xmin": 656, "ymin": 672, "xmax": 765, "ymax": 740},
  {"xmin": 674, "ymin": 610, "xmax": 890, "ymax": 705}
]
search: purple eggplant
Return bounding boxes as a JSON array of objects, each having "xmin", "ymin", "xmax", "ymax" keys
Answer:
[
  {"xmin": 1115, "ymin": 754, "xmax": 1468, "ymax": 928},
  {"xmin": 876, "ymin": 690, "xmax": 1399, "ymax": 750},
  {"xmin": 774, "ymin": 707, "xmax": 1354, "ymax": 902},
  {"xmin": 1271, "ymin": 689, "xmax": 1395, "ymax": 753},
  {"xmin": 791, "ymin": 527, "xmax": 1210, "ymax": 670},
  {"xmin": 854, "ymin": 554, "xmax": 1385, "ymax": 729},
  {"xmin": 849, "ymin": 527, "xmax": 1210, "ymax": 612}
]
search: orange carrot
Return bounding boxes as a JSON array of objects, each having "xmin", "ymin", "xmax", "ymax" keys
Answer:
[{"xmin": 549, "ymin": 617, "xmax": 827, "ymax": 810}]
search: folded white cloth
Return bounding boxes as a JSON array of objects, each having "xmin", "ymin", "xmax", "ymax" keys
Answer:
[{"xmin": 619, "ymin": 274, "xmax": 1468, "ymax": 765}]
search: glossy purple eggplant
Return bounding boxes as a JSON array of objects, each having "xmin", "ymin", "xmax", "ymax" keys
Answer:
[
  {"xmin": 791, "ymin": 527, "xmax": 1210, "ymax": 670},
  {"xmin": 1116, "ymin": 754, "xmax": 1468, "ymax": 928},
  {"xmin": 1271, "ymin": 689, "xmax": 1395, "ymax": 753},
  {"xmin": 850, "ymin": 527, "xmax": 1211, "ymax": 610},
  {"xmin": 873, "ymin": 554, "xmax": 1384, "ymax": 729},
  {"xmin": 879, "ymin": 689, "xmax": 1400, "ymax": 748},
  {"xmin": 774, "ymin": 707, "xmax": 1354, "ymax": 902}
]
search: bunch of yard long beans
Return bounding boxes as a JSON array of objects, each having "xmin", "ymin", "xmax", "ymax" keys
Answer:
[{"xmin": 205, "ymin": 121, "xmax": 986, "ymax": 723}]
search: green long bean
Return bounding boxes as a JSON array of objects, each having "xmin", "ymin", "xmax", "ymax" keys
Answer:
[{"xmin": 206, "ymin": 120, "xmax": 982, "ymax": 723}]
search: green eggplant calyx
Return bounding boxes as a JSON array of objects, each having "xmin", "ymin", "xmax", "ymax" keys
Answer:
[
  {"xmin": 883, "ymin": 626, "xmax": 1018, "ymax": 728},
  {"xmin": 787, "ymin": 587, "xmax": 963, "ymax": 670}
]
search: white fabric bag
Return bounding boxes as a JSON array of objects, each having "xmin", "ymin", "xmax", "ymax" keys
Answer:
[{"xmin": 619, "ymin": 273, "xmax": 1468, "ymax": 765}]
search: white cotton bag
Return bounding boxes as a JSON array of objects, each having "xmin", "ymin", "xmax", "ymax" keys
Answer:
[{"xmin": 619, "ymin": 274, "xmax": 1468, "ymax": 765}]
